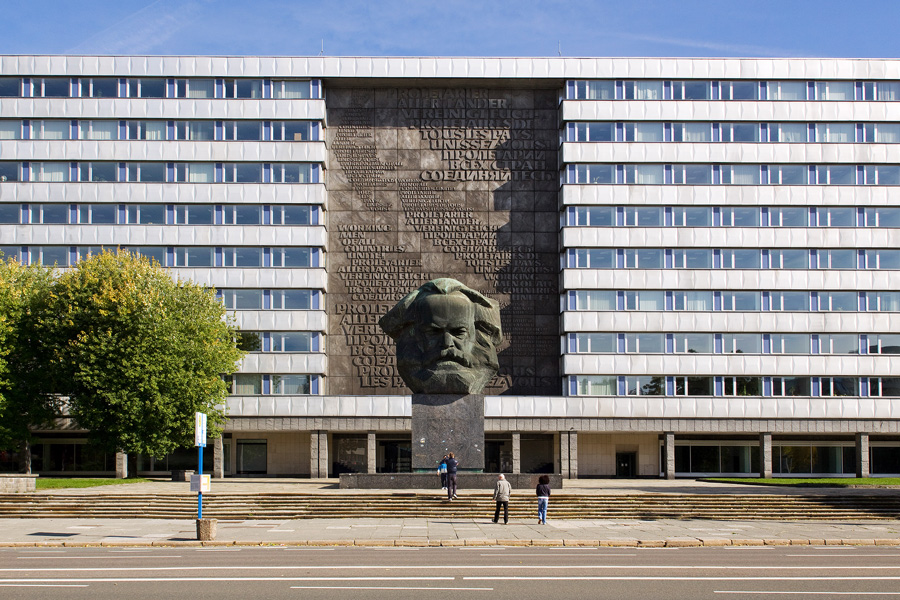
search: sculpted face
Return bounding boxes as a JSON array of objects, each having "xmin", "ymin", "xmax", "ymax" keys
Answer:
[{"xmin": 381, "ymin": 278, "xmax": 502, "ymax": 395}]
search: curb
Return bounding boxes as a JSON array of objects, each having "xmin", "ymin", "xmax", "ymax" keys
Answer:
[{"xmin": 0, "ymin": 538, "xmax": 898, "ymax": 548}]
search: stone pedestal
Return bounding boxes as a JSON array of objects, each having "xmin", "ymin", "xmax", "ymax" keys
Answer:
[
  {"xmin": 196, "ymin": 518, "xmax": 217, "ymax": 541},
  {"xmin": 411, "ymin": 393, "xmax": 484, "ymax": 472}
]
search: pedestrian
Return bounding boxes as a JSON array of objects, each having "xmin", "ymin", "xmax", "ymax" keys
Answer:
[
  {"xmin": 439, "ymin": 454, "xmax": 448, "ymax": 490},
  {"xmin": 536, "ymin": 474, "xmax": 551, "ymax": 524},
  {"xmin": 492, "ymin": 473, "xmax": 512, "ymax": 524},
  {"xmin": 445, "ymin": 452, "xmax": 459, "ymax": 500}
]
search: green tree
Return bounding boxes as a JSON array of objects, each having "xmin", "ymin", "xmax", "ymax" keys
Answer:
[
  {"xmin": 39, "ymin": 251, "xmax": 244, "ymax": 459},
  {"xmin": 0, "ymin": 259, "xmax": 56, "ymax": 466}
]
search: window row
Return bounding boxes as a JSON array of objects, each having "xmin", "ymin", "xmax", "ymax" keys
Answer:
[
  {"xmin": 566, "ymin": 205, "xmax": 900, "ymax": 228},
  {"xmin": 566, "ymin": 163, "xmax": 900, "ymax": 185},
  {"xmin": 567, "ymin": 332, "xmax": 898, "ymax": 355},
  {"xmin": 217, "ymin": 289, "xmax": 321, "ymax": 311},
  {"xmin": 565, "ymin": 248, "xmax": 900, "ymax": 270},
  {"xmin": 672, "ymin": 444, "xmax": 864, "ymax": 476},
  {"xmin": 0, "ymin": 77, "xmax": 318, "ymax": 99},
  {"xmin": 567, "ymin": 79, "xmax": 900, "ymax": 101},
  {"xmin": 235, "ymin": 331, "xmax": 322, "ymax": 353},
  {"xmin": 567, "ymin": 290, "xmax": 900, "ymax": 312},
  {"xmin": 225, "ymin": 374, "xmax": 320, "ymax": 395},
  {"xmin": 1, "ymin": 203, "xmax": 320, "ymax": 226},
  {"xmin": 0, "ymin": 162, "xmax": 319, "ymax": 183},
  {"xmin": 0, "ymin": 120, "xmax": 320, "ymax": 142},
  {"xmin": 565, "ymin": 121, "xmax": 900, "ymax": 143},
  {"xmin": 0, "ymin": 246, "xmax": 321, "ymax": 268},
  {"xmin": 570, "ymin": 375, "xmax": 900, "ymax": 397}
]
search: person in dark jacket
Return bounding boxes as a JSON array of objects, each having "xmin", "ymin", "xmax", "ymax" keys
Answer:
[
  {"xmin": 536, "ymin": 474, "xmax": 551, "ymax": 524},
  {"xmin": 439, "ymin": 454, "xmax": 448, "ymax": 489},
  {"xmin": 445, "ymin": 452, "xmax": 459, "ymax": 500}
]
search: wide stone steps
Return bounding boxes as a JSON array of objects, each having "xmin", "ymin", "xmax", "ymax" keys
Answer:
[{"xmin": 1, "ymin": 493, "xmax": 899, "ymax": 520}]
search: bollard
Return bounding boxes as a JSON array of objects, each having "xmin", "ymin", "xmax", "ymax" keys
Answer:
[{"xmin": 196, "ymin": 518, "xmax": 217, "ymax": 541}]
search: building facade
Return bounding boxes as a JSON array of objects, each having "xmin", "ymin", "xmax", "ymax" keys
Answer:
[{"xmin": 2, "ymin": 56, "xmax": 900, "ymax": 478}]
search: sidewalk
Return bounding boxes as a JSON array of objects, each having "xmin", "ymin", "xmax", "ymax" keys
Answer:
[{"xmin": 5, "ymin": 478, "xmax": 900, "ymax": 548}]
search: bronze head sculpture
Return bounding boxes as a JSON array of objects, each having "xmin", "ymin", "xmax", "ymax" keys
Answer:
[{"xmin": 379, "ymin": 278, "xmax": 503, "ymax": 395}]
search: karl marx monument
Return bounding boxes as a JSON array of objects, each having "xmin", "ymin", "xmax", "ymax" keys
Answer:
[{"xmin": 380, "ymin": 278, "xmax": 502, "ymax": 471}]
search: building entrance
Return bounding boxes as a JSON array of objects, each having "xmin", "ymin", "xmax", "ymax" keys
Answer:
[
  {"xmin": 377, "ymin": 439, "xmax": 411, "ymax": 473},
  {"xmin": 236, "ymin": 439, "xmax": 267, "ymax": 475},
  {"xmin": 616, "ymin": 452, "xmax": 637, "ymax": 477}
]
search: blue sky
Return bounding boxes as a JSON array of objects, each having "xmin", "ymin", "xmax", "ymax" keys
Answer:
[{"xmin": 3, "ymin": 0, "xmax": 900, "ymax": 58}]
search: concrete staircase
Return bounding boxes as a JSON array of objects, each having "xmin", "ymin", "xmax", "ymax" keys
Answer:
[{"xmin": 1, "ymin": 492, "xmax": 899, "ymax": 520}]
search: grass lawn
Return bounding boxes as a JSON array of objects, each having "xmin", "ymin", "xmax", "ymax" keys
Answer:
[
  {"xmin": 705, "ymin": 477, "xmax": 900, "ymax": 487},
  {"xmin": 35, "ymin": 477, "xmax": 151, "ymax": 490}
]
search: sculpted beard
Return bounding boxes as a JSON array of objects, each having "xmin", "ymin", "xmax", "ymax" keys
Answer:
[{"xmin": 397, "ymin": 327, "xmax": 498, "ymax": 394}]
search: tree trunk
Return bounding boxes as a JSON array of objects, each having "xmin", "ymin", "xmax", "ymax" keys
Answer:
[{"xmin": 18, "ymin": 440, "xmax": 31, "ymax": 474}]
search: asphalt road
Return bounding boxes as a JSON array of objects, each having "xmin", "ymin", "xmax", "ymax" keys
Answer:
[{"xmin": 1, "ymin": 545, "xmax": 900, "ymax": 599}]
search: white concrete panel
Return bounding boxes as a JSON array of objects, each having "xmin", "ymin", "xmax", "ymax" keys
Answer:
[
  {"xmin": 238, "ymin": 353, "xmax": 326, "ymax": 374},
  {"xmin": 562, "ymin": 142, "xmax": 900, "ymax": 166},
  {"xmin": 561, "ymin": 310, "xmax": 900, "ymax": 334},
  {"xmin": 231, "ymin": 310, "xmax": 327, "ymax": 332},
  {"xmin": 2, "ymin": 224, "xmax": 326, "ymax": 247},
  {"xmin": 226, "ymin": 394, "xmax": 410, "ymax": 418},
  {"xmin": 561, "ymin": 183, "xmax": 898, "ymax": 207},
  {"xmin": 172, "ymin": 268, "xmax": 327, "ymax": 290},
  {"xmin": 561, "ymin": 268, "xmax": 900, "ymax": 292},
  {"xmin": 0, "ymin": 183, "xmax": 327, "ymax": 206},
  {"xmin": 561, "ymin": 354, "xmax": 896, "ymax": 377}
]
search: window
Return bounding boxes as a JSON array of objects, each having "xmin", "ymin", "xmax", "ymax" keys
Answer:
[
  {"xmin": 79, "ymin": 162, "xmax": 117, "ymax": 182},
  {"xmin": 271, "ymin": 375, "xmax": 311, "ymax": 394},
  {"xmin": 568, "ymin": 206, "xmax": 614, "ymax": 226},
  {"xmin": 572, "ymin": 290, "xmax": 616, "ymax": 310},
  {"xmin": 770, "ymin": 291, "xmax": 810, "ymax": 311},
  {"xmin": 127, "ymin": 78, "xmax": 165, "ymax": 98},
  {"xmin": 272, "ymin": 121, "xmax": 314, "ymax": 141},
  {"xmin": 722, "ymin": 164, "xmax": 760, "ymax": 185},
  {"xmin": 770, "ymin": 81, "xmax": 808, "ymax": 100},
  {"xmin": 673, "ymin": 377, "xmax": 714, "ymax": 395},
  {"xmin": 817, "ymin": 249, "xmax": 857, "ymax": 269},
  {"xmin": 173, "ymin": 247, "xmax": 215, "ymax": 267},
  {"xmin": 672, "ymin": 206, "xmax": 712, "ymax": 227},
  {"xmin": 32, "ymin": 246, "xmax": 69, "ymax": 266},
  {"xmin": 815, "ymin": 123, "xmax": 855, "ymax": 143},
  {"xmin": 219, "ymin": 289, "xmax": 263, "ymax": 310},
  {"xmin": 776, "ymin": 249, "xmax": 810, "ymax": 269},
  {"xmin": 228, "ymin": 373, "xmax": 262, "ymax": 395},
  {"xmin": 173, "ymin": 204, "xmax": 214, "ymax": 225},
  {"xmin": 721, "ymin": 249, "xmax": 761, "ymax": 269},
  {"xmin": 30, "ymin": 162, "xmax": 69, "ymax": 182},
  {"xmin": 722, "ymin": 207, "xmax": 760, "ymax": 227},
  {"xmin": 571, "ymin": 80, "xmax": 615, "ymax": 100},
  {"xmin": 871, "ymin": 333, "xmax": 900, "ymax": 354},
  {"xmin": 672, "ymin": 249, "xmax": 712, "ymax": 268},
  {"xmin": 570, "ymin": 248, "xmax": 614, "ymax": 268},
  {"xmin": 271, "ymin": 247, "xmax": 315, "ymax": 268},
  {"xmin": 224, "ymin": 79, "xmax": 263, "ymax": 99},
  {"xmin": 126, "ymin": 121, "xmax": 166, "ymax": 140},
  {"xmin": 871, "ymin": 123, "xmax": 900, "ymax": 143},
  {"xmin": 222, "ymin": 163, "xmax": 263, "ymax": 183},
  {"xmin": 271, "ymin": 289, "xmax": 315, "ymax": 310},
  {"xmin": 623, "ymin": 122, "xmax": 663, "ymax": 142},
  {"xmin": 0, "ymin": 204, "xmax": 19, "ymax": 223},
  {"xmin": 864, "ymin": 165, "xmax": 900, "ymax": 185},
  {"xmin": 770, "ymin": 165, "xmax": 809, "ymax": 185},
  {"xmin": 271, "ymin": 205, "xmax": 316, "ymax": 225},
  {"xmin": 874, "ymin": 292, "xmax": 900, "ymax": 311},
  {"xmin": 673, "ymin": 291, "xmax": 713, "ymax": 311},
  {"xmin": 819, "ymin": 377, "xmax": 860, "ymax": 396},
  {"xmin": 571, "ymin": 333, "xmax": 616, "ymax": 353},
  {"xmin": 720, "ymin": 81, "xmax": 759, "ymax": 100},
  {"xmin": 273, "ymin": 80, "xmax": 311, "ymax": 99},
  {"xmin": 126, "ymin": 163, "xmax": 165, "ymax": 183},
  {"xmin": 672, "ymin": 81, "xmax": 711, "ymax": 100},
  {"xmin": 815, "ymin": 81, "xmax": 854, "ymax": 100},
  {"xmin": 722, "ymin": 377, "xmax": 761, "ymax": 396},
  {"xmin": 624, "ymin": 164, "xmax": 664, "ymax": 184},
  {"xmin": 79, "ymin": 120, "xmax": 118, "ymax": 140},
  {"xmin": 35, "ymin": 78, "xmax": 70, "ymax": 98},
  {"xmin": 235, "ymin": 332, "xmax": 261, "ymax": 352},
  {"xmin": 575, "ymin": 375, "xmax": 617, "ymax": 395},
  {"xmin": 624, "ymin": 80, "xmax": 663, "ymax": 100},
  {"xmin": 770, "ymin": 334, "xmax": 810, "ymax": 354},
  {"xmin": 772, "ymin": 377, "xmax": 811, "ymax": 396},
  {"xmin": 876, "ymin": 82, "xmax": 900, "ymax": 101},
  {"xmin": 871, "ymin": 378, "xmax": 900, "ymax": 397},
  {"xmin": 673, "ymin": 164, "xmax": 712, "ymax": 184},
  {"xmin": 626, "ymin": 376, "xmax": 665, "ymax": 395},
  {"xmin": 623, "ymin": 290, "xmax": 665, "ymax": 311},
  {"xmin": 820, "ymin": 334, "xmax": 859, "ymax": 354},
  {"xmin": 771, "ymin": 206, "xmax": 809, "ymax": 226},
  {"xmin": 223, "ymin": 247, "xmax": 262, "ymax": 267},
  {"xmin": 623, "ymin": 206, "xmax": 663, "ymax": 226},
  {"xmin": 31, "ymin": 121, "xmax": 70, "ymax": 140},
  {"xmin": 769, "ymin": 122, "xmax": 808, "ymax": 142},
  {"xmin": 821, "ymin": 291, "xmax": 859, "ymax": 311},
  {"xmin": 272, "ymin": 163, "xmax": 312, "ymax": 183},
  {"xmin": 186, "ymin": 79, "xmax": 215, "ymax": 98},
  {"xmin": 77, "ymin": 204, "xmax": 117, "ymax": 224},
  {"xmin": 623, "ymin": 248, "xmax": 663, "ymax": 269},
  {"xmin": 223, "ymin": 121, "xmax": 264, "ymax": 141},
  {"xmin": 0, "ymin": 77, "xmax": 20, "ymax": 97},
  {"xmin": 186, "ymin": 121, "xmax": 215, "ymax": 141},
  {"xmin": 123, "ymin": 204, "xmax": 164, "ymax": 224},
  {"xmin": 79, "ymin": 78, "xmax": 117, "ymax": 98},
  {"xmin": 721, "ymin": 123, "xmax": 759, "ymax": 142},
  {"xmin": 625, "ymin": 333, "xmax": 664, "ymax": 353},
  {"xmin": 0, "ymin": 121, "xmax": 19, "ymax": 140},
  {"xmin": 674, "ymin": 333, "xmax": 713, "ymax": 353},
  {"xmin": 722, "ymin": 291, "xmax": 761, "ymax": 311},
  {"xmin": 271, "ymin": 332, "xmax": 314, "ymax": 352},
  {"xmin": 127, "ymin": 247, "xmax": 166, "ymax": 265},
  {"xmin": 173, "ymin": 163, "xmax": 215, "ymax": 183},
  {"xmin": 723, "ymin": 333, "xmax": 761, "ymax": 354},
  {"xmin": 672, "ymin": 122, "xmax": 712, "ymax": 142},
  {"xmin": 29, "ymin": 204, "xmax": 68, "ymax": 224},
  {"xmin": 571, "ymin": 164, "xmax": 614, "ymax": 184},
  {"xmin": 569, "ymin": 122, "xmax": 614, "ymax": 142},
  {"xmin": 222, "ymin": 205, "xmax": 262, "ymax": 225}
]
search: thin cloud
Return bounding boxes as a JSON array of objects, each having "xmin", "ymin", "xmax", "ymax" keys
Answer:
[
  {"xmin": 65, "ymin": 0, "xmax": 209, "ymax": 55},
  {"xmin": 613, "ymin": 32, "xmax": 808, "ymax": 58}
]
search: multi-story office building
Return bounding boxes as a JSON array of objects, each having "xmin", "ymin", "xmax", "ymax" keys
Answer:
[{"xmin": 2, "ymin": 56, "xmax": 899, "ymax": 478}]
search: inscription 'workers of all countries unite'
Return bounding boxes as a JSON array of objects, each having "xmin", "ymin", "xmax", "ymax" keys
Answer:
[{"xmin": 327, "ymin": 87, "xmax": 559, "ymax": 395}]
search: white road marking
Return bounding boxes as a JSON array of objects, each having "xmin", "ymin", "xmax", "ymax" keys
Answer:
[
  {"xmin": 0, "ymin": 577, "xmax": 453, "ymax": 583},
  {"xmin": 0, "ymin": 584, "xmax": 89, "ymax": 588},
  {"xmin": 290, "ymin": 586, "xmax": 492, "ymax": 591},
  {"xmin": 479, "ymin": 553, "xmax": 637, "ymax": 557},
  {"xmin": 787, "ymin": 554, "xmax": 900, "ymax": 557},
  {"xmin": 466, "ymin": 576, "xmax": 900, "ymax": 581},
  {"xmin": 17, "ymin": 555, "xmax": 180, "ymax": 560},
  {"xmin": 715, "ymin": 592, "xmax": 900, "ymax": 595}
]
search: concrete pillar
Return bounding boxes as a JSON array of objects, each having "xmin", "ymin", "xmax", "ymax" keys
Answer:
[
  {"xmin": 664, "ymin": 432, "xmax": 675, "ymax": 480},
  {"xmin": 559, "ymin": 431, "xmax": 570, "ymax": 478},
  {"xmin": 115, "ymin": 451, "xmax": 128, "ymax": 479},
  {"xmin": 511, "ymin": 432, "xmax": 521, "ymax": 474},
  {"xmin": 856, "ymin": 432, "xmax": 870, "ymax": 478},
  {"xmin": 309, "ymin": 431, "xmax": 319, "ymax": 478},
  {"xmin": 367, "ymin": 431, "xmax": 376, "ymax": 474},
  {"xmin": 569, "ymin": 431, "xmax": 578, "ymax": 479},
  {"xmin": 759, "ymin": 432, "xmax": 773, "ymax": 479},
  {"xmin": 318, "ymin": 431, "xmax": 329, "ymax": 478},
  {"xmin": 213, "ymin": 437, "xmax": 224, "ymax": 479}
]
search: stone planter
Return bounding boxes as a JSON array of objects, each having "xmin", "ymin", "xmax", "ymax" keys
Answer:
[
  {"xmin": 196, "ymin": 518, "xmax": 217, "ymax": 541},
  {"xmin": 0, "ymin": 474, "xmax": 38, "ymax": 493}
]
